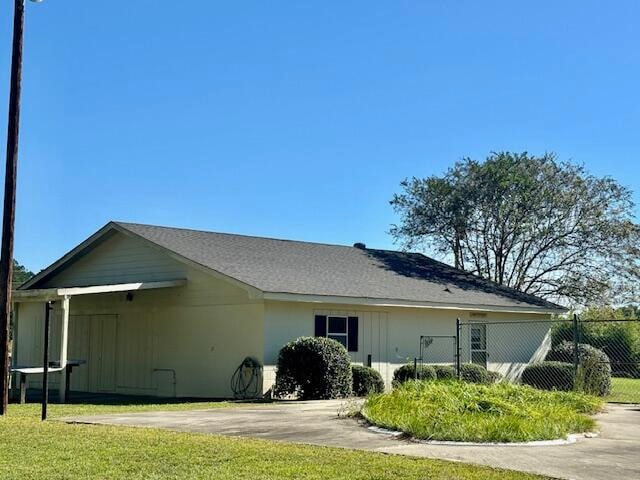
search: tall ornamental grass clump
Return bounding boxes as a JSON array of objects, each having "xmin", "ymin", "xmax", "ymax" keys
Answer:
[{"xmin": 362, "ymin": 380, "xmax": 602, "ymax": 443}]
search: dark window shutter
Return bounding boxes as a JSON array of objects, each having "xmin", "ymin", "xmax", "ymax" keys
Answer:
[
  {"xmin": 347, "ymin": 316, "xmax": 358, "ymax": 352},
  {"xmin": 314, "ymin": 315, "xmax": 327, "ymax": 337}
]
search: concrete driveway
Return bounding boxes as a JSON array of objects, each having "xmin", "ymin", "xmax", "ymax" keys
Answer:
[{"xmin": 67, "ymin": 401, "xmax": 640, "ymax": 480}]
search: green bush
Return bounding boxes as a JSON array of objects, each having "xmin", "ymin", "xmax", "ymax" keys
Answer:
[
  {"xmin": 459, "ymin": 363, "xmax": 490, "ymax": 384},
  {"xmin": 550, "ymin": 321, "xmax": 576, "ymax": 348},
  {"xmin": 546, "ymin": 342, "xmax": 612, "ymax": 396},
  {"xmin": 487, "ymin": 370, "xmax": 503, "ymax": 384},
  {"xmin": 587, "ymin": 323, "xmax": 640, "ymax": 378},
  {"xmin": 352, "ymin": 365, "xmax": 385, "ymax": 396},
  {"xmin": 393, "ymin": 363, "xmax": 436, "ymax": 385},
  {"xmin": 521, "ymin": 361, "xmax": 575, "ymax": 391},
  {"xmin": 274, "ymin": 337, "xmax": 352, "ymax": 400},
  {"xmin": 432, "ymin": 365, "xmax": 456, "ymax": 380},
  {"xmin": 550, "ymin": 319, "xmax": 640, "ymax": 378}
]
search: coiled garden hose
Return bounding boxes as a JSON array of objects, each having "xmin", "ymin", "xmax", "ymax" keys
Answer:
[{"xmin": 230, "ymin": 356, "xmax": 263, "ymax": 399}]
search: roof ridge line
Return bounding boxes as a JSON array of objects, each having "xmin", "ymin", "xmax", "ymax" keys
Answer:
[{"xmin": 113, "ymin": 220, "xmax": 373, "ymax": 251}]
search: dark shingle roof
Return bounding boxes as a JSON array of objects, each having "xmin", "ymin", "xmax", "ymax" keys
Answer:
[{"xmin": 116, "ymin": 222, "xmax": 563, "ymax": 312}]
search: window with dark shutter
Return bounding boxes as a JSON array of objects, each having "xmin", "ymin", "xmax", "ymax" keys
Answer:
[
  {"xmin": 314, "ymin": 315, "xmax": 327, "ymax": 337},
  {"xmin": 347, "ymin": 316, "xmax": 358, "ymax": 352},
  {"xmin": 314, "ymin": 314, "xmax": 359, "ymax": 352},
  {"xmin": 327, "ymin": 316, "xmax": 348, "ymax": 347}
]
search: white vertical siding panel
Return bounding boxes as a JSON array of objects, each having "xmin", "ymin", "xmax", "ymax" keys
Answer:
[{"xmin": 40, "ymin": 232, "xmax": 198, "ymax": 288}]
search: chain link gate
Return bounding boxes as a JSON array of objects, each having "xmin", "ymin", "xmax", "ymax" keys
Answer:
[{"xmin": 417, "ymin": 334, "xmax": 457, "ymax": 372}]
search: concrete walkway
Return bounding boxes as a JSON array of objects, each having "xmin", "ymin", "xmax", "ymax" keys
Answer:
[{"xmin": 66, "ymin": 401, "xmax": 640, "ymax": 480}]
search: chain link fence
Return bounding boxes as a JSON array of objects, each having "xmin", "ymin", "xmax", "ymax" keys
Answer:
[
  {"xmin": 454, "ymin": 316, "xmax": 640, "ymax": 403},
  {"xmin": 418, "ymin": 334, "xmax": 457, "ymax": 367}
]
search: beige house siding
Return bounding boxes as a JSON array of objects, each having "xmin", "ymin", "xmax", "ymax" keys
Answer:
[
  {"xmin": 263, "ymin": 300, "xmax": 552, "ymax": 391},
  {"xmin": 262, "ymin": 302, "xmax": 391, "ymax": 392},
  {"xmin": 15, "ymin": 232, "xmax": 264, "ymax": 398}
]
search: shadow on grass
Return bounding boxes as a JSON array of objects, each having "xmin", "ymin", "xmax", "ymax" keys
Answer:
[{"xmin": 13, "ymin": 389, "xmax": 272, "ymax": 407}]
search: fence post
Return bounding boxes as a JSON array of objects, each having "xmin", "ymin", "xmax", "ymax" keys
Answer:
[
  {"xmin": 572, "ymin": 313, "xmax": 579, "ymax": 376},
  {"xmin": 455, "ymin": 318, "xmax": 461, "ymax": 379}
]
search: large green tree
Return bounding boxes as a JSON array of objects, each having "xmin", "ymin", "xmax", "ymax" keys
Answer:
[
  {"xmin": 390, "ymin": 152, "xmax": 640, "ymax": 305},
  {"xmin": 12, "ymin": 260, "xmax": 33, "ymax": 288}
]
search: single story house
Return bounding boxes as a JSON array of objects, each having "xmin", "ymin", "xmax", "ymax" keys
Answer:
[{"xmin": 13, "ymin": 221, "xmax": 564, "ymax": 400}]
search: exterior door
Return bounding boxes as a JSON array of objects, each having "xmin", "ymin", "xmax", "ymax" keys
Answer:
[
  {"xmin": 89, "ymin": 315, "xmax": 118, "ymax": 392},
  {"xmin": 116, "ymin": 312, "xmax": 156, "ymax": 393},
  {"xmin": 470, "ymin": 324, "xmax": 487, "ymax": 368},
  {"xmin": 68, "ymin": 315, "xmax": 92, "ymax": 391},
  {"xmin": 361, "ymin": 312, "xmax": 389, "ymax": 385}
]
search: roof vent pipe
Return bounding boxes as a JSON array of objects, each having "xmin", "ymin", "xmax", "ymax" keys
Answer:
[{"xmin": 353, "ymin": 242, "xmax": 366, "ymax": 249}]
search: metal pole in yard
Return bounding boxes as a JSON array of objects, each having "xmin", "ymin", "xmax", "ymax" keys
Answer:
[
  {"xmin": 41, "ymin": 301, "xmax": 51, "ymax": 421},
  {"xmin": 572, "ymin": 313, "xmax": 580, "ymax": 376},
  {"xmin": 455, "ymin": 318, "xmax": 461, "ymax": 379}
]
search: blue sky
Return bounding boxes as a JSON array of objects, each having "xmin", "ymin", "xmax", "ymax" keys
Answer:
[{"xmin": 0, "ymin": 1, "xmax": 638, "ymax": 272}]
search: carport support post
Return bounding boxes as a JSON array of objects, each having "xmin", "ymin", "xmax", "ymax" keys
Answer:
[
  {"xmin": 41, "ymin": 301, "xmax": 51, "ymax": 421},
  {"xmin": 455, "ymin": 318, "xmax": 461, "ymax": 379},
  {"xmin": 57, "ymin": 296, "xmax": 69, "ymax": 403}
]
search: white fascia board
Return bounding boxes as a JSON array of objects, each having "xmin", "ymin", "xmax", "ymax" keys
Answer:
[
  {"xmin": 12, "ymin": 289, "xmax": 61, "ymax": 302},
  {"xmin": 262, "ymin": 292, "xmax": 566, "ymax": 315},
  {"xmin": 13, "ymin": 279, "xmax": 187, "ymax": 303}
]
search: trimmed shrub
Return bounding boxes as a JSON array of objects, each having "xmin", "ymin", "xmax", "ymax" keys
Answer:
[
  {"xmin": 586, "ymin": 323, "xmax": 640, "ymax": 378},
  {"xmin": 550, "ymin": 320, "xmax": 640, "ymax": 378},
  {"xmin": 521, "ymin": 361, "xmax": 575, "ymax": 391},
  {"xmin": 487, "ymin": 370, "xmax": 503, "ymax": 384},
  {"xmin": 393, "ymin": 363, "xmax": 437, "ymax": 385},
  {"xmin": 274, "ymin": 336, "xmax": 352, "ymax": 400},
  {"xmin": 433, "ymin": 364, "xmax": 457, "ymax": 380},
  {"xmin": 351, "ymin": 365, "xmax": 385, "ymax": 396},
  {"xmin": 459, "ymin": 363, "xmax": 490, "ymax": 384},
  {"xmin": 549, "ymin": 321, "xmax": 576, "ymax": 348},
  {"xmin": 546, "ymin": 342, "xmax": 612, "ymax": 396}
]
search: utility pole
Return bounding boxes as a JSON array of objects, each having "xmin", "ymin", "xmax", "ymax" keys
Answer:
[{"xmin": 0, "ymin": 0, "xmax": 26, "ymax": 416}]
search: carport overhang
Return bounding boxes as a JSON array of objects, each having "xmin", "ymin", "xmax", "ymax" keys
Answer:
[
  {"xmin": 11, "ymin": 279, "xmax": 186, "ymax": 402},
  {"xmin": 12, "ymin": 279, "xmax": 187, "ymax": 303}
]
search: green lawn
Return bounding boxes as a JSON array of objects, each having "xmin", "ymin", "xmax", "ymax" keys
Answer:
[
  {"xmin": 363, "ymin": 380, "xmax": 603, "ymax": 443},
  {"xmin": 6, "ymin": 398, "xmax": 238, "ymax": 419},
  {"xmin": 607, "ymin": 377, "xmax": 640, "ymax": 404},
  {"xmin": 0, "ymin": 401, "xmax": 551, "ymax": 480}
]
